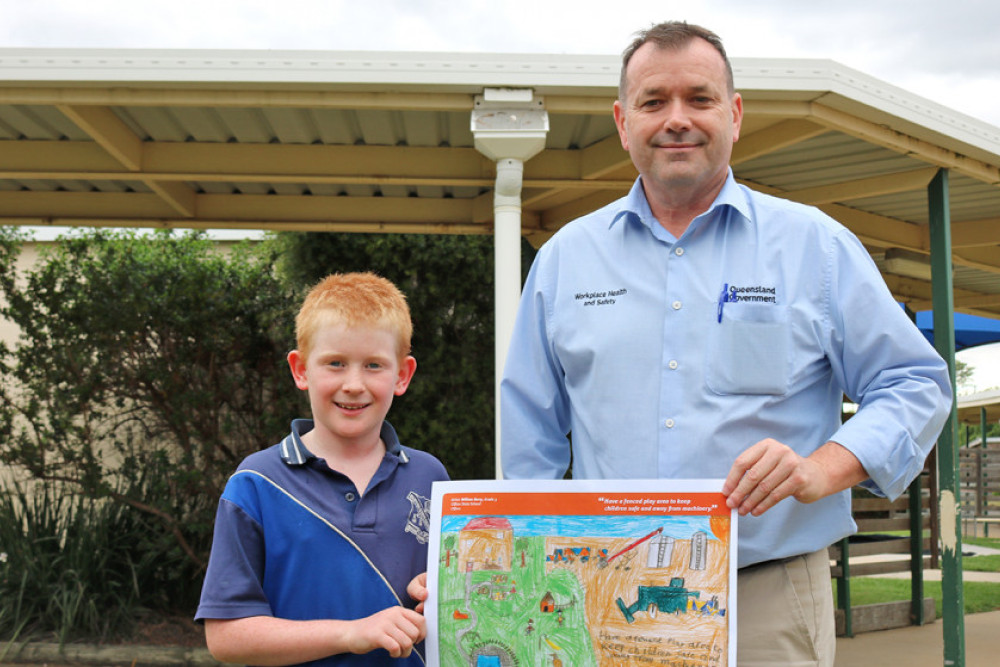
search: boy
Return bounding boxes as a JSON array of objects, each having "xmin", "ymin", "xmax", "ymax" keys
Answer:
[{"xmin": 196, "ymin": 272, "xmax": 449, "ymax": 666}]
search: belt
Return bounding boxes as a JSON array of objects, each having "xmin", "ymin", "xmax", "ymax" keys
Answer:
[{"xmin": 738, "ymin": 555, "xmax": 798, "ymax": 572}]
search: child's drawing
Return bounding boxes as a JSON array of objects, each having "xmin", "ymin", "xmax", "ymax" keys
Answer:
[{"xmin": 426, "ymin": 480, "xmax": 737, "ymax": 667}]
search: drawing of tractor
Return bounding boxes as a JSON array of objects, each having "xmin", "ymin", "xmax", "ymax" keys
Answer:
[{"xmin": 615, "ymin": 577, "xmax": 700, "ymax": 623}]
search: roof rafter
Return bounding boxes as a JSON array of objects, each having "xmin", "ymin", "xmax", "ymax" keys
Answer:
[
  {"xmin": 731, "ymin": 118, "xmax": 829, "ymax": 165},
  {"xmin": 783, "ymin": 167, "xmax": 939, "ymax": 205},
  {"xmin": 951, "ymin": 218, "xmax": 1000, "ymax": 248},
  {"xmin": 56, "ymin": 105, "xmax": 197, "ymax": 216}
]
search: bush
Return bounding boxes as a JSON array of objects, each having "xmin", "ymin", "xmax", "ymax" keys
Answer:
[
  {"xmin": 0, "ymin": 229, "xmax": 304, "ymax": 581},
  {"xmin": 0, "ymin": 478, "xmax": 192, "ymax": 645}
]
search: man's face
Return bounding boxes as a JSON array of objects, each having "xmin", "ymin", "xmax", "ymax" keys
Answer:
[{"xmin": 613, "ymin": 39, "xmax": 743, "ymax": 206}]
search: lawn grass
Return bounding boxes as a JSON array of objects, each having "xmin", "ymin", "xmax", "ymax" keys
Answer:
[
  {"xmin": 837, "ymin": 533, "xmax": 1000, "ymax": 615},
  {"xmin": 963, "ymin": 535, "xmax": 1000, "ymax": 550},
  {"xmin": 842, "ymin": 578, "xmax": 1000, "ymax": 616},
  {"xmin": 964, "ymin": 554, "xmax": 1000, "ymax": 572}
]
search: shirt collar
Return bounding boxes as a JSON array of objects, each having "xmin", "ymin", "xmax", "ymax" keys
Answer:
[
  {"xmin": 611, "ymin": 169, "xmax": 752, "ymax": 237},
  {"xmin": 280, "ymin": 419, "xmax": 409, "ymax": 466}
]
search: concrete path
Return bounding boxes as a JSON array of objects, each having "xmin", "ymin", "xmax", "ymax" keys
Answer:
[
  {"xmin": 836, "ymin": 542, "xmax": 1000, "ymax": 666},
  {"xmin": 835, "ymin": 610, "xmax": 1000, "ymax": 667}
]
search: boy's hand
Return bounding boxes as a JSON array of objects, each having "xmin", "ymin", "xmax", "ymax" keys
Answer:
[
  {"xmin": 407, "ymin": 572, "xmax": 429, "ymax": 614},
  {"xmin": 347, "ymin": 607, "xmax": 426, "ymax": 657}
]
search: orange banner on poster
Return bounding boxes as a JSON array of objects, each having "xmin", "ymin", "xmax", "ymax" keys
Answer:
[{"xmin": 442, "ymin": 492, "xmax": 728, "ymax": 517}]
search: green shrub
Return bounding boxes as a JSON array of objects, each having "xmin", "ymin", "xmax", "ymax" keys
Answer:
[
  {"xmin": 0, "ymin": 229, "xmax": 303, "ymax": 575},
  {"xmin": 0, "ymin": 479, "xmax": 192, "ymax": 645}
]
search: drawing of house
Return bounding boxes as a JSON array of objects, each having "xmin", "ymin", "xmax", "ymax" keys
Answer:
[{"xmin": 458, "ymin": 517, "xmax": 513, "ymax": 571}]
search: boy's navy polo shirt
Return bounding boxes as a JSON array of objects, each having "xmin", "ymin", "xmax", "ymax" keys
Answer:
[{"xmin": 196, "ymin": 419, "xmax": 449, "ymax": 666}]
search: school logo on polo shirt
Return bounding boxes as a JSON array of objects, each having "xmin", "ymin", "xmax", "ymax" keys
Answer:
[{"xmin": 405, "ymin": 491, "xmax": 431, "ymax": 544}]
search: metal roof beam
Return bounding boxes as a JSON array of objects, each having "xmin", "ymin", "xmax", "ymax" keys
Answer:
[
  {"xmin": 56, "ymin": 105, "xmax": 142, "ymax": 171},
  {"xmin": 145, "ymin": 142, "xmax": 493, "ymax": 181},
  {"xmin": 3, "ymin": 87, "xmax": 475, "ymax": 112},
  {"xmin": 578, "ymin": 134, "xmax": 631, "ymax": 178},
  {"xmin": 0, "ymin": 191, "xmax": 178, "ymax": 218},
  {"xmin": 0, "ymin": 140, "xmax": 636, "ymax": 191},
  {"xmin": 952, "ymin": 246, "xmax": 1000, "ymax": 273},
  {"xmin": 0, "ymin": 190, "xmax": 501, "ymax": 230},
  {"xmin": 147, "ymin": 180, "xmax": 197, "ymax": 218},
  {"xmin": 731, "ymin": 119, "xmax": 829, "ymax": 165},
  {"xmin": 951, "ymin": 218, "xmax": 1000, "ymax": 248},
  {"xmin": 743, "ymin": 98, "xmax": 1000, "ymax": 186},
  {"xmin": 952, "ymin": 293, "xmax": 1000, "ymax": 309},
  {"xmin": 0, "ymin": 140, "xmax": 124, "ymax": 171},
  {"xmin": 783, "ymin": 167, "xmax": 939, "ymax": 205},
  {"xmin": 809, "ymin": 103, "xmax": 1000, "ymax": 186},
  {"xmin": 56, "ymin": 106, "xmax": 196, "ymax": 217},
  {"xmin": 816, "ymin": 203, "xmax": 926, "ymax": 251},
  {"xmin": 517, "ymin": 133, "xmax": 633, "ymax": 207}
]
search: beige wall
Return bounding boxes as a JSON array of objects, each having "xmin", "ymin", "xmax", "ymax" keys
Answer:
[
  {"xmin": 0, "ymin": 239, "xmax": 42, "ymax": 349},
  {"xmin": 1, "ymin": 240, "xmax": 46, "ymax": 487}
]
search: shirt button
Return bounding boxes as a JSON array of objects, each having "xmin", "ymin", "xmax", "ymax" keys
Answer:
[
  {"xmin": 668, "ymin": 360, "xmax": 678, "ymax": 370},
  {"xmin": 344, "ymin": 492, "xmax": 357, "ymax": 502},
  {"xmin": 672, "ymin": 300, "xmax": 682, "ymax": 310},
  {"xmin": 674, "ymin": 247, "xmax": 684, "ymax": 256},
  {"xmin": 665, "ymin": 419, "xmax": 675, "ymax": 428}
]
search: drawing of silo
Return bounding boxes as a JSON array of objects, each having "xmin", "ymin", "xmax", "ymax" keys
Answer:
[
  {"xmin": 689, "ymin": 531, "xmax": 707, "ymax": 570},
  {"xmin": 646, "ymin": 534, "xmax": 675, "ymax": 568}
]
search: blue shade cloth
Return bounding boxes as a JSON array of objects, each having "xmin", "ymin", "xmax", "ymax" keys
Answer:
[{"xmin": 914, "ymin": 310, "xmax": 1000, "ymax": 351}]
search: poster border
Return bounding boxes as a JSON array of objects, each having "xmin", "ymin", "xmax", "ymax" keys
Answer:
[{"xmin": 425, "ymin": 478, "xmax": 738, "ymax": 666}]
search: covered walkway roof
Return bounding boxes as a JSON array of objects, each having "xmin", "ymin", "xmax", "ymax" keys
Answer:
[
  {"xmin": 958, "ymin": 389, "xmax": 1000, "ymax": 425},
  {"xmin": 2, "ymin": 48, "xmax": 1000, "ymax": 318}
]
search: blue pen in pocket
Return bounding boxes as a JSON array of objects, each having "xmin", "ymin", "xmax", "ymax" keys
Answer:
[{"xmin": 717, "ymin": 283, "xmax": 729, "ymax": 323}]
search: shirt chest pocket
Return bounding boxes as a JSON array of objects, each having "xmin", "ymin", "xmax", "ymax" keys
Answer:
[{"xmin": 706, "ymin": 304, "xmax": 790, "ymax": 396}]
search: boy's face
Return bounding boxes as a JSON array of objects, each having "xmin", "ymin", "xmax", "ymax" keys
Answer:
[{"xmin": 287, "ymin": 322, "xmax": 415, "ymax": 452}]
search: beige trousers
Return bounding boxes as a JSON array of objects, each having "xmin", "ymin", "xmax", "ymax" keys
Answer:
[{"xmin": 736, "ymin": 548, "xmax": 836, "ymax": 667}]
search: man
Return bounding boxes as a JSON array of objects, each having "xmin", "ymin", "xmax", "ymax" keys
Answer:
[{"xmin": 500, "ymin": 21, "xmax": 951, "ymax": 666}]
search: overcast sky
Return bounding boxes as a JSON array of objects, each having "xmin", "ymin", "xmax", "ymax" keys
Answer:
[
  {"xmin": 3, "ymin": 0, "xmax": 1000, "ymax": 127},
  {"xmin": 5, "ymin": 0, "xmax": 1000, "ymax": 388}
]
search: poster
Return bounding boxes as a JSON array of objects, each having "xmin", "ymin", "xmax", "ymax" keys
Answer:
[{"xmin": 425, "ymin": 479, "xmax": 737, "ymax": 667}]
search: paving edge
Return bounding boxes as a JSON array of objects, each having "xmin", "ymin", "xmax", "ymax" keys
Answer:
[{"xmin": 1, "ymin": 641, "xmax": 224, "ymax": 666}]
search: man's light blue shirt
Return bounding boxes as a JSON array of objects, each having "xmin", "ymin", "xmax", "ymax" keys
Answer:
[{"xmin": 500, "ymin": 171, "xmax": 952, "ymax": 567}]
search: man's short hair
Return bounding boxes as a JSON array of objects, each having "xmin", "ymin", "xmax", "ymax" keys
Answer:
[
  {"xmin": 619, "ymin": 21, "xmax": 734, "ymax": 100},
  {"xmin": 295, "ymin": 272, "xmax": 412, "ymax": 360}
]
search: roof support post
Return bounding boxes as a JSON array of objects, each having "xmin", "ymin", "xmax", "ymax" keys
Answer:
[
  {"xmin": 471, "ymin": 89, "xmax": 549, "ymax": 478},
  {"xmin": 928, "ymin": 168, "xmax": 965, "ymax": 666}
]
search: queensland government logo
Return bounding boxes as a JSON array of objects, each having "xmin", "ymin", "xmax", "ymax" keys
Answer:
[{"xmin": 725, "ymin": 284, "xmax": 777, "ymax": 304}]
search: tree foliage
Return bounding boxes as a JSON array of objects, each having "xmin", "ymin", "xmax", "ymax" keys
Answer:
[
  {"xmin": 275, "ymin": 232, "xmax": 497, "ymax": 480},
  {"xmin": 0, "ymin": 228, "xmax": 303, "ymax": 573},
  {"xmin": 956, "ymin": 359, "xmax": 974, "ymax": 388}
]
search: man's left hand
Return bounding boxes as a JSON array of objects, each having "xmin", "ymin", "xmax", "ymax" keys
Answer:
[{"xmin": 722, "ymin": 439, "xmax": 867, "ymax": 516}]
